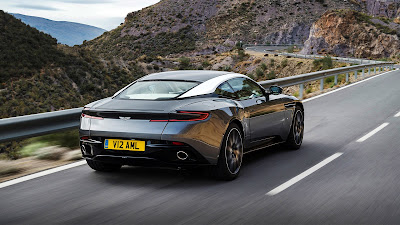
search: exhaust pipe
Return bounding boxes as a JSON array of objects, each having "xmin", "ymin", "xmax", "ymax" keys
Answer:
[
  {"xmin": 177, "ymin": 151, "xmax": 188, "ymax": 160},
  {"xmin": 81, "ymin": 145, "xmax": 87, "ymax": 155},
  {"xmin": 81, "ymin": 145, "xmax": 92, "ymax": 156}
]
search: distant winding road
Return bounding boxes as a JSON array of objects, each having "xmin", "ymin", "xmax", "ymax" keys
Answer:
[{"xmin": 1, "ymin": 70, "xmax": 400, "ymax": 224}]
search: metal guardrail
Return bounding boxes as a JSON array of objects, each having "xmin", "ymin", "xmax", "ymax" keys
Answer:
[
  {"xmin": 259, "ymin": 62, "xmax": 394, "ymax": 99},
  {"xmin": 0, "ymin": 108, "xmax": 82, "ymax": 143},
  {"xmin": 262, "ymin": 51, "xmax": 381, "ymax": 65},
  {"xmin": 244, "ymin": 44, "xmax": 304, "ymax": 47},
  {"xmin": 0, "ymin": 61, "xmax": 395, "ymax": 143}
]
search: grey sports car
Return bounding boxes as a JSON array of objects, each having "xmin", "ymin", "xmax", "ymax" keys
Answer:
[{"xmin": 80, "ymin": 70, "xmax": 304, "ymax": 180}]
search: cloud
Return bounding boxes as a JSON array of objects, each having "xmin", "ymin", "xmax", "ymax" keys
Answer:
[{"xmin": 14, "ymin": 4, "xmax": 60, "ymax": 11}]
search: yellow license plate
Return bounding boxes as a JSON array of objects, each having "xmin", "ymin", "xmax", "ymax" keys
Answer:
[{"xmin": 104, "ymin": 139, "xmax": 145, "ymax": 151}]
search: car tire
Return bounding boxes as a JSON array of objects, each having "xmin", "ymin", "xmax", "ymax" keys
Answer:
[
  {"xmin": 283, "ymin": 108, "xmax": 304, "ymax": 150},
  {"xmin": 212, "ymin": 123, "xmax": 244, "ymax": 181},
  {"xmin": 86, "ymin": 159, "xmax": 122, "ymax": 172}
]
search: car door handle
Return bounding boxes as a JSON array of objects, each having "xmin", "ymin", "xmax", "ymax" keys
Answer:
[{"xmin": 256, "ymin": 99, "xmax": 265, "ymax": 104}]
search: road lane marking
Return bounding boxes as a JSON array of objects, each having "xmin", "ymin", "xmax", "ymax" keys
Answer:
[
  {"xmin": 395, "ymin": 111, "xmax": 400, "ymax": 117},
  {"xmin": 266, "ymin": 153, "xmax": 343, "ymax": 196},
  {"xmin": 0, "ymin": 160, "xmax": 86, "ymax": 189},
  {"xmin": 303, "ymin": 69, "xmax": 397, "ymax": 103},
  {"xmin": 356, "ymin": 123, "xmax": 389, "ymax": 143}
]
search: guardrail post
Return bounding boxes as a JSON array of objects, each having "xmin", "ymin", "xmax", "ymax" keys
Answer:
[
  {"xmin": 374, "ymin": 67, "xmax": 377, "ymax": 74},
  {"xmin": 334, "ymin": 75, "xmax": 338, "ymax": 85},
  {"xmin": 320, "ymin": 79, "xmax": 324, "ymax": 91},
  {"xmin": 299, "ymin": 83, "xmax": 304, "ymax": 100},
  {"xmin": 378, "ymin": 67, "xmax": 381, "ymax": 73},
  {"xmin": 346, "ymin": 73, "xmax": 349, "ymax": 82},
  {"xmin": 368, "ymin": 67, "xmax": 371, "ymax": 76},
  {"xmin": 362, "ymin": 68, "xmax": 365, "ymax": 79},
  {"xmin": 355, "ymin": 70, "xmax": 358, "ymax": 80}
]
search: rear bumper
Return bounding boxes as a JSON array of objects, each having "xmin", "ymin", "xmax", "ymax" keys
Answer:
[
  {"xmin": 80, "ymin": 114, "xmax": 228, "ymax": 165},
  {"xmin": 80, "ymin": 138, "xmax": 211, "ymax": 168}
]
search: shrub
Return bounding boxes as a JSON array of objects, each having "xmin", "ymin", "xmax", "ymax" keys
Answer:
[
  {"xmin": 313, "ymin": 56, "xmax": 333, "ymax": 70},
  {"xmin": 179, "ymin": 57, "xmax": 191, "ymax": 70},
  {"xmin": 237, "ymin": 49, "xmax": 248, "ymax": 61},
  {"xmin": 267, "ymin": 71, "xmax": 276, "ymax": 80},
  {"xmin": 202, "ymin": 60, "xmax": 211, "ymax": 68},
  {"xmin": 287, "ymin": 45, "xmax": 295, "ymax": 53},
  {"xmin": 281, "ymin": 59, "xmax": 288, "ymax": 68},
  {"xmin": 260, "ymin": 63, "xmax": 267, "ymax": 71},
  {"xmin": 270, "ymin": 59, "xmax": 275, "ymax": 67},
  {"xmin": 325, "ymin": 76, "xmax": 334, "ymax": 84},
  {"xmin": 255, "ymin": 68, "xmax": 264, "ymax": 77}
]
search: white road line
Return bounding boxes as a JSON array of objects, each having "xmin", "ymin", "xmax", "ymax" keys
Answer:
[
  {"xmin": 303, "ymin": 69, "xmax": 397, "ymax": 103},
  {"xmin": 266, "ymin": 153, "xmax": 343, "ymax": 196},
  {"xmin": 0, "ymin": 160, "xmax": 86, "ymax": 189},
  {"xmin": 356, "ymin": 123, "xmax": 389, "ymax": 143},
  {"xmin": 395, "ymin": 111, "xmax": 400, "ymax": 117}
]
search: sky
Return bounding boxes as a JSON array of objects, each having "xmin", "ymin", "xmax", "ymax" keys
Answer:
[{"xmin": 0, "ymin": 0, "xmax": 160, "ymax": 30}]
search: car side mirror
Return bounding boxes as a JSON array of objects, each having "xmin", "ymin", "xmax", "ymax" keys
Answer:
[{"xmin": 269, "ymin": 86, "xmax": 283, "ymax": 95}]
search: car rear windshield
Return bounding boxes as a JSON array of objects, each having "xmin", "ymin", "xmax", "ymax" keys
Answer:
[{"xmin": 117, "ymin": 80, "xmax": 199, "ymax": 100}]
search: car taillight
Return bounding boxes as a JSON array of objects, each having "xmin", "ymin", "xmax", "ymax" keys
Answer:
[
  {"xmin": 81, "ymin": 113, "xmax": 104, "ymax": 120},
  {"xmin": 170, "ymin": 111, "xmax": 210, "ymax": 121},
  {"xmin": 172, "ymin": 141, "xmax": 185, "ymax": 146},
  {"xmin": 150, "ymin": 111, "xmax": 210, "ymax": 122}
]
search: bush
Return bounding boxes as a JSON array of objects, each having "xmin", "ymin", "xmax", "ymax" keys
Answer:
[
  {"xmin": 267, "ymin": 71, "xmax": 276, "ymax": 80},
  {"xmin": 237, "ymin": 49, "xmax": 248, "ymax": 61},
  {"xmin": 281, "ymin": 59, "xmax": 288, "ymax": 68},
  {"xmin": 287, "ymin": 45, "xmax": 295, "ymax": 53},
  {"xmin": 325, "ymin": 76, "xmax": 334, "ymax": 84},
  {"xmin": 179, "ymin": 57, "xmax": 191, "ymax": 70},
  {"xmin": 260, "ymin": 63, "xmax": 267, "ymax": 71},
  {"xmin": 270, "ymin": 59, "xmax": 275, "ymax": 67},
  {"xmin": 313, "ymin": 56, "xmax": 333, "ymax": 70},
  {"xmin": 255, "ymin": 68, "xmax": 264, "ymax": 77},
  {"xmin": 202, "ymin": 60, "xmax": 211, "ymax": 68}
]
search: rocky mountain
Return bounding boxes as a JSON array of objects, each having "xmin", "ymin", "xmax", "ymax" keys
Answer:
[
  {"xmin": 85, "ymin": 0, "xmax": 400, "ymax": 61},
  {"xmin": 84, "ymin": 0, "xmax": 360, "ymax": 60},
  {"xmin": 354, "ymin": 0, "xmax": 400, "ymax": 18},
  {"xmin": 12, "ymin": 13, "xmax": 106, "ymax": 46},
  {"xmin": 301, "ymin": 9, "xmax": 400, "ymax": 58}
]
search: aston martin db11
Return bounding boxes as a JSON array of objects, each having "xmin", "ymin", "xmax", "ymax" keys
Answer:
[{"xmin": 80, "ymin": 70, "xmax": 304, "ymax": 180}]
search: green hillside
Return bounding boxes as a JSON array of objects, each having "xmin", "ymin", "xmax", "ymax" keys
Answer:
[{"xmin": 0, "ymin": 10, "xmax": 144, "ymax": 118}]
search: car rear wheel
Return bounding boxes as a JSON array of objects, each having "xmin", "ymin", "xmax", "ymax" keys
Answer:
[
  {"xmin": 284, "ymin": 108, "xmax": 304, "ymax": 150},
  {"xmin": 86, "ymin": 159, "xmax": 122, "ymax": 172},
  {"xmin": 213, "ymin": 123, "xmax": 243, "ymax": 180}
]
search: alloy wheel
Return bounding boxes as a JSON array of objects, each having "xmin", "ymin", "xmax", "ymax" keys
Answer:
[
  {"xmin": 293, "ymin": 110, "xmax": 304, "ymax": 145},
  {"xmin": 225, "ymin": 128, "xmax": 243, "ymax": 174}
]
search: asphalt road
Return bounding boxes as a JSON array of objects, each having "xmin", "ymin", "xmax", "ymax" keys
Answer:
[
  {"xmin": 246, "ymin": 46, "xmax": 388, "ymax": 66},
  {"xmin": 1, "ymin": 70, "xmax": 400, "ymax": 224}
]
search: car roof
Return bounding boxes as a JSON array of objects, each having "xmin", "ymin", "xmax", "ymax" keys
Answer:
[{"xmin": 139, "ymin": 70, "xmax": 233, "ymax": 82}]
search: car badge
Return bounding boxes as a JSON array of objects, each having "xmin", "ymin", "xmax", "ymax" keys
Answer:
[{"xmin": 119, "ymin": 117, "xmax": 131, "ymax": 120}]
